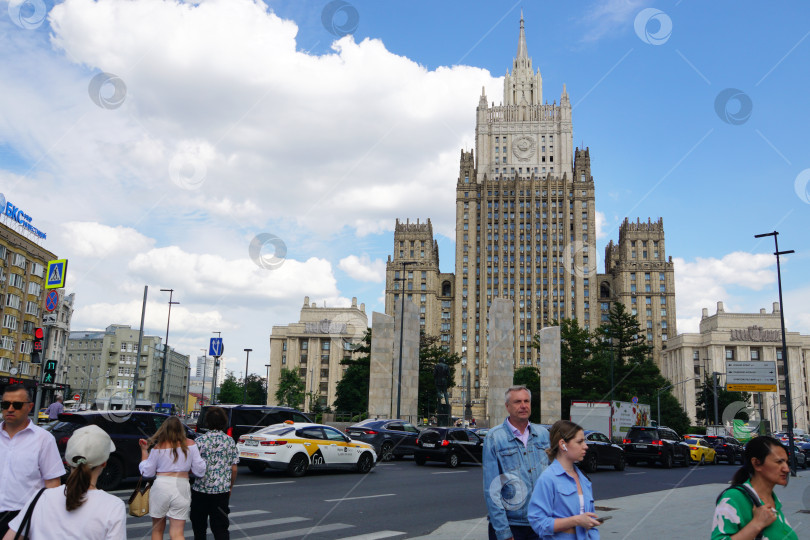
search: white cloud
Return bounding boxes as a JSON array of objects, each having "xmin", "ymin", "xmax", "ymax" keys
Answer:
[
  {"xmin": 595, "ymin": 210, "xmax": 608, "ymax": 240},
  {"xmin": 579, "ymin": 0, "xmax": 651, "ymax": 43},
  {"xmin": 338, "ymin": 254, "xmax": 386, "ymax": 282},
  {"xmin": 56, "ymin": 222, "xmax": 155, "ymax": 258}
]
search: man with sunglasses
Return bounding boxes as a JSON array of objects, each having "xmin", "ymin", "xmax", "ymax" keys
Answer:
[{"xmin": 0, "ymin": 384, "xmax": 65, "ymax": 534}]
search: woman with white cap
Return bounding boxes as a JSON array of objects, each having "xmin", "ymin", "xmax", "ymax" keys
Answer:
[{"xmin": 2, "ymin": 424, "xmax": 126, "ymax": 539}]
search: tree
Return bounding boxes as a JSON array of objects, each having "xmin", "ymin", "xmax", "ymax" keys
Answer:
[
  {"xmin": 553, "ymin": 318, "xmax": 596, "ymax": 420},
  {"xmin": 513, "ymin": 366, "xmax": 541, "ymax": 422},
  {"xmin": 217, "ymin": 373, "xmax": 241, "ymax": 404},
  {"xmin": 696, "ymin": 374, "xmax": 752, "ymax": 426},
  {"xmin": 244, "ymin": 373, "xmax": 267, "ymax": 405},
  {"xmin": 333, "ymin": 329, "xmax": 371, "ymax": 414},
  {"xmin": 275, "ymin": 368, "xmax": 305, "ymax": 408},
  {"xmin": 418, "ymin": 334, "xmax": 462, "ymax": 419}
]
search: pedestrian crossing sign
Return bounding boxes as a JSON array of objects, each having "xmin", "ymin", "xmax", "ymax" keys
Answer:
[{"xmin": 46, "ymin": 259, "xmax": 68, "ymax": 289}]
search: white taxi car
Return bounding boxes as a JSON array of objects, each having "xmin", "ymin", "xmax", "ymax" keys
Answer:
[{"xmin": 237, "ymin": 422, "xmax": 377, "ymax": 477}]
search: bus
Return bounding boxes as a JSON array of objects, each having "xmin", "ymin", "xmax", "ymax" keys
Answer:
[{"xmin": 154, "ymin": 403, "xmax": 177, "ymax": 415}]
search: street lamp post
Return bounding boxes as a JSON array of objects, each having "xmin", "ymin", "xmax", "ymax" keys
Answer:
[
  {"xmin": 265, "ymin": 364, "xmax": 271, "ymax": 405},
  {"xmin": 394, "ymin": 260, "xmax": 416, "ymax": 419},
  {"xmin": 158, "ymin": 289, "xmax": 179, "ymax": 404},
  {"xmin": 754, "ymin": 230, "xmax": 796, "ymax": 474},
  {"xmin": 657, "ymin": 377, "xmax": 697, "ymax": 426},
  {"xmin": 200, "ymin": 349, "xmax": 207, "ymax": 409},
  {"xmin": 242, "ymin": 349, "xmax": 252, "ymax": 404}
]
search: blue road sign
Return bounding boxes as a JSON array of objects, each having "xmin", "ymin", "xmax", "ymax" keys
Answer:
[
  {"xmin": 45, "ymin": 290, "xmax": 59, "ymax": 312},
  {"xmin": 46, "ymin": 259, "xmax": 67, "ymax": 289},
  {"xmin": 209, "ymin": 337, "xmax": 224, "ymax": 357}
]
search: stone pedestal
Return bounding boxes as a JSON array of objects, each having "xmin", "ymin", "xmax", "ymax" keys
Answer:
[
  {"xmin": 369, "ymin": 312, "xmax": 394, "ymax": 418},
  {"xmin": 393, "ymin": 297, "xmax": 420, "ymax": 422},
  {"xmin": 538, "ymin": 326, "xmax": 561, "ymax": 424},
  {"xmin": 486, "ymin": 298, "xmax": 515, "ymax": 425},
  {"xmin": 436, "ymin": 403, "xmax": 452, "ymax": 426}
]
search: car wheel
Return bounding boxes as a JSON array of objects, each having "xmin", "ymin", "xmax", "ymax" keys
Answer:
[
  {"xmin": 698, "ymin": 455, "xmax": 706, "ymax": 466},
  {"xmin": 584, "ymin": 453, "xmax": 598, "ymax": 473},
  {"xmin": 446, "ymin": 452, "xmax": 460, "ymax": 468},
  {"xmin": 380, "ymin": 441, "xmax": 394, "ymax": 462},
  {"xmin": 414, "ymin": 455, "xmax": 426, "ymax": 466},
  {"xmin": 248, "ymin": 462, "xmax": 266, "ymax": 474},
  {"xmin": 615, "ymin": 454, "xmax": 626, "ymax": 471},
  {"xmin": 356, "ymin": 452, "xmax": 374, "ymax": 474},
  {"xmin": 662, "ymin": 452, "xmax": 673, "ymax": 469},
  {"xmin": 626, "ymin": 458, "xmax": 637, "ymax": 467},
  {"xmin": 287, "ymin": 453, "xmax": 309, "ymax": 477},
  {"xmin": 97, "ymin": 455, "xmax": 124, "ymax": 491}
]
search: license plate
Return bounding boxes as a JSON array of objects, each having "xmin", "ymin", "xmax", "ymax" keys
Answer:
[
  {"xmin": 240, "ymin": 452, "xmax": 259, "ymax": 458},
  {"xmin": 422, "ymin": 443, "xmax": 435, "ymax": 448},
  {"xmin": 635, "ymin": 444, "xmax": 648, "ymax": 449},
  {"xmin": 245, "ymin": 440, "xmax": 259, "ymax": 446},
  {"xmin": 348, "ymin": 432, "xmax": 362, "ymax": 437}
]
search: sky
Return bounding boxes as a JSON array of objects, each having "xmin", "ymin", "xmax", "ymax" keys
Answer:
[{"xmin": 1, "ymin": 0, "xmax": 809, "ymax": 382}]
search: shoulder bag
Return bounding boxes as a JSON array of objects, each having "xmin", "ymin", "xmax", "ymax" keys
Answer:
[
  {"xmin": 716, "ymin": 484, "xmax": 764, "ymax": 540},
  {"xmin": 128, "ymin": 476, "xmax": 153, "ymax": 518},
  {"xmin": 14, "ymin": 487, "xmax": 47, "ymax": 540}
]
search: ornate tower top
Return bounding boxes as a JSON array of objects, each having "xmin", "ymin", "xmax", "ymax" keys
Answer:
[{"xmin": 504, "ymin": 13, "xmax": 542, "ymax": 106}]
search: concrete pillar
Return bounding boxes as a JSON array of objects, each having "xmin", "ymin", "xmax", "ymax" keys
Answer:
[
  {"xmin": 538, "ymin": 326, "xmax": 561, "ymax": 424},
  {"xmin": 369, "ymin": 312, "xmax": 395, "ymax": 418},
  {"xmin": 486, "ymin": 298, "xmax": 515, "ymax": 425},
  {"xmin": 393, "ymin": 298, "xmax": 420, "ymax": 422}
]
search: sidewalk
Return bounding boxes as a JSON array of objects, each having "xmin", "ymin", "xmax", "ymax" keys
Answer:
[{"xmin": 413, "ymin": 471, "xmax": 810, "ymax": 539}]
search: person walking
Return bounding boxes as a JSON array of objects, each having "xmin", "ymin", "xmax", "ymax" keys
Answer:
[
  {"xmin": 45, "ymin": 395, "xmax": 64, "ymax": 421},
  {"xmin": 3, "ymin": 424, "xmax": 126, "ymax": 539},
  {"xmin": 711, "ymin": 435, "xmax": 797, "ymax": 539},
  {"xmin": 528, "ymin": 420, "xmax": 601, "ymax": 539},
  {"xmin": 0, "ymin": 384, "xmax": 65, "ymax": 535},
  {"xmin": 139, "ymin": 416, "xmax": 206, "ymax": 540},
  {"xmin": 190, "ymin": 406, "xmax": 239, "ymax": 540},
  {"xmin": 483, "ymin": 385, "xmax": 550, "ymax": 540}
]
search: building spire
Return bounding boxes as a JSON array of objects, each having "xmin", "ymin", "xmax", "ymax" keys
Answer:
[{"xmin": 516, "ymin": 10, "xmax": 528, "ymax": 60}]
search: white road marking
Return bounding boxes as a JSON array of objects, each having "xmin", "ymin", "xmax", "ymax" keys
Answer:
[
  {"xmin": 325, "ymin": 493, "xmax": 396, "ymax": 502},
  {"xmin": 335, "ymin": 531, "xmax": 406, "ymax": 540},
  {"xmin": 248, "ymin": 523, "xmax": 354, "ymax": 539},
  {"xmin": 432, "ymin": 471, "xmax": 468, "ymax": 474},
  {"xmin": 126, "ymin": 511, "xmax": 278, "ymax": 529}
]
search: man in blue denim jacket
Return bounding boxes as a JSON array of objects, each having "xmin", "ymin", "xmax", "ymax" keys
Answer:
[{"xmin": 483, "ymin": 385, "xmax": 550, "ymax": 540}]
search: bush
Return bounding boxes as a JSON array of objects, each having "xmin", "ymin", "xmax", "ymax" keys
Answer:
[{"xmin": 688, "ymin": 426, "xmax": 707, "ymax": 435}]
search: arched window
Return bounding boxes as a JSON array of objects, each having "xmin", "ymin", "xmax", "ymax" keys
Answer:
[
  {"xmin": 442, "ymin": 281, "xmax": 452, "ymax": 296},
  {"xmin": 600, "ymin": 281, "xmax": 611, "ymax": 299}
]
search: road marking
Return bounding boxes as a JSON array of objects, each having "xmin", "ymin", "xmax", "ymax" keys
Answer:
[
  {"xmin": 336, "ymin": 531, "xmax": 406, "ymax": 540},
  {"xmin": 126, "ymin": 511, "xmax": 279, "ymax": 529},
  {"xmin": 432, "ymin": 470, "xmax": 468, "ymax": 474},
  {"xmin": 248, "ymin": 523, "xmax": 354, "ymax": 539},
  {"xmin": 625, "ymin": 472, "xmax": 645, "ymax": 475},
  {"xmin": 235, "ymin": 481, "xmax": 295, "ymax": 487},
  {"xmin": 325, "ymin": 494, "xmax": 396, "ymax": 502}
]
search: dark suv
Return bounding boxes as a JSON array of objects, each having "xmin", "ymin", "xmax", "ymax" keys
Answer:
[
  {"xmin": 622, "ymin": 426, "xmax": 690, "ymax": 468},
  {"xmin": 703, "ymin": 435, "xmax": 744, "ymax": 464},
  {"xmin": 346, "ymin": 419, "xmax": 420, "ymax": 461},
  {"xmin": 52, "ymin": 410, "xmax": 195, "ymax": 490},
  {"xmin": 197, "ymin": 405, "xmax": 312, "ymax": 442},
  {"xmin": 414, "ymin": 427, "xmax": 483, "ymax": 468}
]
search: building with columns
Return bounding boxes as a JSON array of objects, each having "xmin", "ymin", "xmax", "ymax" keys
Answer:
[{"xmin": 662, "ymin": 301, "xmax": 810, "ymax": 432}]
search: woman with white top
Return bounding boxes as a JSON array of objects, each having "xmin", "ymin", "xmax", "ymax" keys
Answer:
[
  {"xmin": 3, "ymin": 424, "xmax": 127, "ymax": 540},
  {"xmin": 139, "ymin": 416, "xmax": 206, "ymax": 540}
]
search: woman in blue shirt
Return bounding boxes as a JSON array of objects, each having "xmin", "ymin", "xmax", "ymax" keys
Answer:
[{"xmin": 528, "ymin": 420, "xmax": 601, "ymax": 539}]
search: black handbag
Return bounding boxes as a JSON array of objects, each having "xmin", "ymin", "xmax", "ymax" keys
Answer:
[{"xmin": 14, "ymin": 487, "xmax": 46, "ymax": 540}]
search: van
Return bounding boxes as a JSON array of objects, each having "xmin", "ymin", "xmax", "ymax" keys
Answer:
[{"xmin": 197, "ymin": 405, "xmax": 312, "ymax": 441}]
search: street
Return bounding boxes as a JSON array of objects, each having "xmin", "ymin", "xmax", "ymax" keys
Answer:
[{"xmin": 113, "ymin": 458, "xmax": 741, "ymax": 539}]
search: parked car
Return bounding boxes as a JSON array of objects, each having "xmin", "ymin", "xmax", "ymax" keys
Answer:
[
  {"xmin": 702, "ymin": 435, "xmax": 744, "ymax": 464},
  {"xmin": 684, "ymin": 438, "xmax": 717, "ymax": 465},
  {"xmin": 414, "ymin": 427, "xmax": 483, "ymax": 468},
  {"xmin": 787, "ymin": 445, "xmax": 808, "ymax": 470},
  {"xmin": 237, "ymin": 422, "xmax": 376, "ymax": 476},
  {"xmin": 578, "ymin": 430, "xmax": 625, "ymax": 473},
  {"xmin": 53, "ymin": 410, "xmax": 195, "ymax": 490},
  {"xmin": 196, "ymin": 404, "xmax": 312, "ymax": 442},
  {"xmin": 346, "ymin": 419, "xmax": 420, "ymax": 461},
  {"xmin": 622, "ymin": 426, "xmax": 690, "ymax": 468},
  {"xmin": 38, "ymin": 408, "xmax": 49, "ymax": 422},
  {"xmin": 473, "ymin": 428, "xmax": 490, "ymax": 438}
]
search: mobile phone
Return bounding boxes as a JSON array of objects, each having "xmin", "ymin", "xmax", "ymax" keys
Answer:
[{"xmin": 596, "ymin": 516, "xmax": 612, "ymax": 523}]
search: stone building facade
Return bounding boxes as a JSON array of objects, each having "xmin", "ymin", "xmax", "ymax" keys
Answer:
[
  {"xmin": 268, "ymin": 297, "xmax": 368, "ymax": 412},
  {"xmin": 662, "ymin": 302, "xmax": 810, "ymax": 432}
]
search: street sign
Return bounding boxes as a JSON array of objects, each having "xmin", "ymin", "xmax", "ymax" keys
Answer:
[
  {"xmin": 43, "ymin": 360, "xmax": 57, "ymax": 384},
  {"xmin": 726, "ymin": 360, "xmax": 778, "ymax": 392},
  {"xmin": 45, "ymin": 259, "xmax": 68, "ymax": 289},
  {"xmin": 209, "ymin": 337, "xmax": 224, "ymax": 357},
  {"xmin": 73, "ymin": 393, "xmax": 81, "ymax": 401},
  {"xmin": 45, "ymin": 290, "xmax": 59, "ymax": 312}
]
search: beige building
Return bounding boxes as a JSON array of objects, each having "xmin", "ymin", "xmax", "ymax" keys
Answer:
[
  {"xmin": 662, "ymin": 302, "xmax": 810, "ymax": 432},
  {"xmin": 67, "ymin": 325, "xmax": 190, "ymax": 411},
  {"xmin": 268, "ymin": 297, "xmax": 368, "ymax": 412},
  {"xmin": 597, "ymin": 218, "xmax": 677, "ymax": 367}
]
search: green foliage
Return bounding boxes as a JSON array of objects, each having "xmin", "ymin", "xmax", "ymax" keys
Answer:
[
  {"xmin": 216, "ymin": 373, "xmax": 242, "ymax": 404},
  {"xmin": 513, "ymin": 366, "xmax": 541, "ymax": 422},
  {"xmin": 244, "ymin": 373, "xmax": 267, "ymax": 405},
  {"xmin": 418, "ymin": 333, "xmax": 462, "ymax": 419},
  {"xmin": 695, "ymin": 374, "xmax": 752, "ymax": 426},
  {"xmin": 333, "ymin": 329, "xmax": 371, "ymax": 414},
  {"xmin": 275, "ymin": 368, "xmax": 305, "ymax": 408},
  {"xmin": 212, "ymin": 372, "xmax": 266, "ymax": 405}
]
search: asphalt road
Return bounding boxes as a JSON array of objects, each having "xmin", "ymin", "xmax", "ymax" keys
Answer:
[{"xmin": 114, "ymin": 458, "xmax": 740, "ymax": 539}]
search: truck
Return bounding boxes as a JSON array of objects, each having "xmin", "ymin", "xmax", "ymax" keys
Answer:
[{"xmin": 570, "ymin": 400, "xmax": 652, "ymax": 442}]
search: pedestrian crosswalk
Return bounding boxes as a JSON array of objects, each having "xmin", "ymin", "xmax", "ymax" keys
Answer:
[{"xmin": 124, "ymin": 509, "xmax": 406, "ymax": 539}]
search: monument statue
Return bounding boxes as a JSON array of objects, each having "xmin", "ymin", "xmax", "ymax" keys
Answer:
[{"xmin": 434, "ymin": 361, "xmax": 451, "ymax": 426}]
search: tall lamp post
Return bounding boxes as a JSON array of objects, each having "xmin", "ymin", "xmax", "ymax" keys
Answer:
[
  {"xmin": 657, "ymin": 377, "xmax": 697, "ymax": 426},
  {"xmin": 158, "ymin": 289, "xmax": 179, "ymax": 404},
  {"xmin": 242, "ymin": 349, "xmax": 252, "ymax": 404},
  {"xmin": 393, "ymin": 260, "xmax": 416, "ymax": 418},
  {"xmin": 754, "ymin": 230, "xmax": 796, "ymax": 474},
  {"xmin": 200, "ymin": 349, "xmax": 207, "ymax": 410},
  {"xmin": 265, "ymin": 364, "xmax": 271, "ymax": 405}
]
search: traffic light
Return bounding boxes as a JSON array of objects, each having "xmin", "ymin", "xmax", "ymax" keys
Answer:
[
  {"xmin": 43, "ymin": 360, "xmax": 57, "ymax": 384},
  {"xmin": 31, "ymin": 327, "xmax": 44, "ymax": 364}
]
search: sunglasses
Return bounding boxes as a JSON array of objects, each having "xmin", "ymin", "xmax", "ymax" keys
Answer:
[{"xmin": 1, "ymin": 401, "xmax": 31, "ymax": 410}]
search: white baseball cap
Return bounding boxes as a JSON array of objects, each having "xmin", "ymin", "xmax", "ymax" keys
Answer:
[{"xmin": 65, "ymin": 425, "xmax": 116, "ymax": 468}]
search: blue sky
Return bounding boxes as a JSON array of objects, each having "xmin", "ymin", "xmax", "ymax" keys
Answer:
[{"xmin": 1, "ymin": 0, "xmax": 808, "ymax": 379}]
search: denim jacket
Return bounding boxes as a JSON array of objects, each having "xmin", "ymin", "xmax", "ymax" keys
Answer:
[
  {"xmin": 483, "ymin": 419, "xmax": 550, "ymax": 540},
  {"xmin": 528, "ymin": 460, "xmax": 598, "ymax": 539}
]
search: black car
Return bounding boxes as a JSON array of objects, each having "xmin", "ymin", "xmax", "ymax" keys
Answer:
[
  {"xmin": 703, "ymin": 435, "xmax": 744, "ymax": 464},
  {"xmin": 622, "ymin": 426, "xmax": 690, "ymax": 468},
  {"xmin": 578, "ymin": 430, "xmax": 625, "ymax": 473},
  {"xmin": 52, "ymin": 410, "xmax": 195, "ymax": 490},
  {"xmin": 196, "ymin": 405, "xmax": 312, "ymax": 442},
  {"xmin": 414, "ymin": 427, "xmax": 483, "ymax": 468},
  {"xmin": 346, "ymin": 419, "xmax": 420, "ymax": 461}
]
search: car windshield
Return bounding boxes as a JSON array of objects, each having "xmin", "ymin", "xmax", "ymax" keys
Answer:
[
  {"xmin": 255, "ymin": 425, "xmax": 294, "ymax": 436},
  {"xmin": 685, "ymin": 438, "xmax": 698, "ymax": 444},
  {"xmin": 629, "ymin": 430, "xmax": 655, "ymax": 442},
  {"xmin": 352, "ymin": 419, "xmax": 380, "ymax": 427}
]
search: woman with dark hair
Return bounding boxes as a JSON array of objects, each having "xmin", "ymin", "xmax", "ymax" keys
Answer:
[
  {"xmin": 139, "ymin": 416, "xmax": 206, "ymax": 540},
  {"xmin": 190, "ymin": 406, "xmax": 239, "ymax": 540},
  {"xmin": 528, "ymin": 420, "xmax": 601, "ymax": 539},
  {"xmin": 3, "ymin": 425, "xmax": 126, "ymax": 539},
  {"xmin": 711, "ymin": 435, "xmax": 797, "ymax": 539}
]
